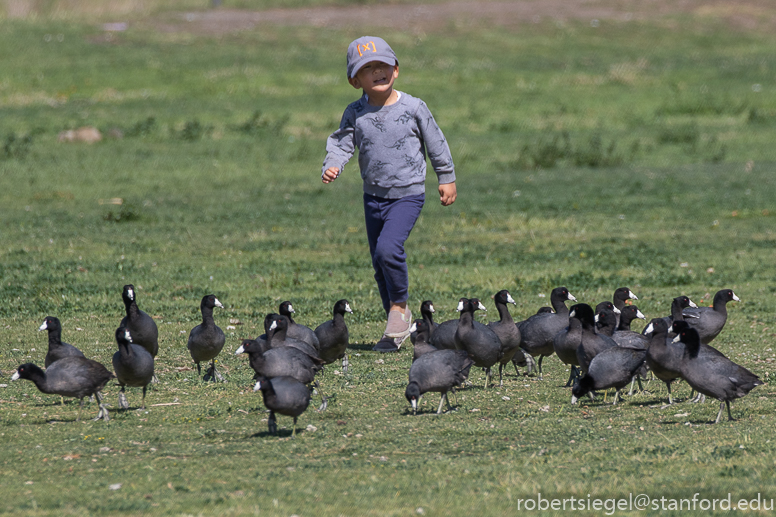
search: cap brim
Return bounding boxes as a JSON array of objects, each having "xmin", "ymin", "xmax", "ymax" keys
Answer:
[{"xmin": 349, "ymin": 56, "xmax": 397, "ymax": 78}]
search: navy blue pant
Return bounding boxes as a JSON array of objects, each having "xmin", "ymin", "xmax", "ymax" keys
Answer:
[{"xmin": 363, "ymin": 193, "xmax": 425, "ymax": 315}]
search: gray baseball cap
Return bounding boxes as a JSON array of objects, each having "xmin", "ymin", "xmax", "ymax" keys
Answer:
[{"xmin": 346, "ymin": 36, "xmax": 398, "ymax": 78}]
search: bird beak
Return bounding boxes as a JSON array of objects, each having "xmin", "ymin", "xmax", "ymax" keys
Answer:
[
  {"xmin": 732, "ymin": 293, "xmax": 740, "ymax": 302},
  {"xmin": 613, "ymin": 307, "xmax": 621, "ymax": 314},
  {"xmin": 429, "ymin": 305, "xmax": 435, "ymax": 313},
  {"xmin": 235, "ymin": 345, "xmax": 245, "ymax": 355},
  {"xmin": 253, "ymin": 381, "xmax": 261, "ymax": 392},
  {"xmin": 568, "ymin": 293, "xmax": 577, "ymax": 301},
  {"xmin": 506, "ymin": 294, "xmax": 516, "ymax": 304},
  {"xmin": 39, "ymin": 322, "xmax": 47, "ymax": 331},
  {"xmin": 269, "ymin": 321, "xmax": 277, "ymax": 331},
  {"xmin": 214, "ymin": 298, "xmax": 224, "ymax": 308},
  {"xmin": 594, "ymin": 314, "xmax": 600, "ymax": 323},
  {"xmin": 569, "ymin": 310, "xmax": 576, "ymax": 318},
  {"xmin": 409, "ymin": 323, "xmax": 417, "ymax": 333},
  {"xmin": 672, "ymin": 335, "xmax": 681, "ymax": 343},
  {"xmin": 411, "ymin": 398, "xmax": 417, "ymax": 414},
  {"xmin": 345, "ymin": 303, "xmax": 353, "ymax": 313},
  {"xmin": 636, "ymin": 310, "xmax": 646, "ymax": 319},
  {"xmin": 478, "ymin": 301, "xmax": 487, "ymax": 311},
  {"xmin": 688, "ymin": 300, "xmax": 698, "ymax": 308},
  {"xmin": 571, "ymin": 395, "xmax": 578, "ymax": 405},
  {"xmin": 125, "ymin": 329, "xmax": 132, "ymax": 342},
  {"xmin": 629, "ymin": 291, "xmax": 638, "ymax": 300},
  {"xmin": 644, "ymin": 323, "xmax": 654, "ymax": 334},
  {"xmin": 288, "ymin": 304, "xmax": 295, "ymax": 313},
  {"xmin": 11, "ymin": 372, "xmax": 20, "ymax": 381},
  {"xmin": 456, "ymin": 300, "xmax": 464, "ymax": 312}
]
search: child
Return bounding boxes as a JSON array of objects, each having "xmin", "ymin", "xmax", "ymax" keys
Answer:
[{"xmin": 321, "ymin": 36, "xmax": 457, "ymax": 352}]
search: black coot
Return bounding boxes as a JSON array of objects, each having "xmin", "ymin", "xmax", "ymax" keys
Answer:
[
  {"xmin": 571, "ymin": 346, "xmax": 647, "ymax": 404},
  {"xmin": 39, "ymin": 316, "xmax": 85, "ymax": 367},
  {"xmin": 278, "ymin": 301, "xmax": 321, "ymax": 351},
  {"xmin": 410, "ymin": 320, "xmax": 438, "ymax": 361},
  {"xmin": 644, "ymin": 318, "xmax": 683, "ymax": 404},
  {"xmin": 411, "ymin": 300, "xmax": 439, "ymax": 345},
  {"xmin": 314, "ymin": 299, "xmax": 352, "ymax": 370},
  {"xmin": 517, "ymin": 286, "xmax": 577, "ymax": 378},
  {"xmin": 12, "ymin": 358, "xmax": 113, "ymax": 421},
  {"xmin": 552, "ymin": 310, "xmax": 583, "ymax": 387},
  {"xmin": 405, "ymin": 349, "xmax": 474, "ymax": 414},
  {"xmin": 187, "ymin": 294, "xmax": 226, "ymax": 381},
  {"xmin": 428, "ymin": 298, "xmax": 466, "ymax": 351},
  {"xmin": 112, "ymin": 326, "xmax": 155, "ymax": 410},
  {"xmin": 234, "ymin": 339, "xmax": 268, "ymax": 378},
  {"xmin": 487, "ymin": 290, "xmax": 527, "ymax": 385},
  {"xmin": 573, "ymin": 303, "xmax": 617, "ymax": 373},
  {"xmin": 673, "ymin": 324, "xmax": 761, "ymax": 423},
  {"xmin": 594, "ymin": 302, "xmax": 619, "ymax": 337},
  {"xmin": 454, "ymin": 298, "xmax": 501, "ymax": 388},
  {"xmin": 604, "ymin": 304, "xmax": 649, "ymax": 394},
  {"xmin": 611, "ymin": 306, "xmax": 649, "ymax": 349},
  {"xmin": 681, "ymin": 289, "xmax": 739, "ymax": 344},
  {"xmin": 254, "ymin": 375, "xmax": 311, "ymax": 437},
  {"xmin": 120, "ymin": 284, "xmax": 159, "ymax": 362},
  {"xmin": 612, "ymin": 287, "xmax": 638, "ymax": 327}
]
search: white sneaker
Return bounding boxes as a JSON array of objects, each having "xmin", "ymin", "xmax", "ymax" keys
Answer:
[{"xmin": 385, "ymin": 308, "xmax": 412, "ymax": 339}]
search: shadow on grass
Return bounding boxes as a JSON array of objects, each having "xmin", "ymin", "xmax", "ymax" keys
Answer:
[
  {"xmin": 348, "ymin": 343, "xmax": 380, "ymax": 351},
  {"xmin": 402, "ymin": 405, "xmax": 463, "ymax": 417},
  {"xmin": 248, "ymin": 429, "xmax": 305, "ymax": 439}
]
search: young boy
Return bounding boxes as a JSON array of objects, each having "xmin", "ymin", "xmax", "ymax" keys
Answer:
[{"xmin": 321, "ymin": 36, "xmax": 457, "ymax": 352}]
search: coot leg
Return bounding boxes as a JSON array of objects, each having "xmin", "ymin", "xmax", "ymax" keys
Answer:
[
  {"xmin": 77, "ymin": 397, "xmax": 85, "ymax": 421},
  {"xmin": 268, "ymin": 411, "xmax": 277, "ymax": 435},
  {"xmin": 314, "ymin": 381, "xmax": 328, "ymax": 412},
  {"xmin": 118, "ymin": 386, "xmax": 129, "ymax": 410},
  {"xmin": 212, "ymin": 361, "xmax": 224, "ymax": 382},
  {"xmin": 93, "ymin": 392, "xmax": 110, "ymax": 422},
  {"xmin": 564, "ymin": 366, "xmax": 579, "ymax": 387},
  {"xmin": 527, "ymin": 355, "xmax": 537, "ymax": 376},
  {"xmin": 714, "ymin": 401, "xmax": 725, "ymax": 424},
  {"xmin": 627, "ymin": 376, "xmax": 637, "ymax": 396},
  {"xmin": 436, "ymin": 394, "xmax": 446, "ymax": 414}
]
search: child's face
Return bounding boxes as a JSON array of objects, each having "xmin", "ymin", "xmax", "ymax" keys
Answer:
[{"xmin": 348, "ymin": 61, "xmax": 399, "ymax": 98}]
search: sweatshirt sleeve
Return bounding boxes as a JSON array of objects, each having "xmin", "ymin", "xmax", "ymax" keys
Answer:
[
  {"xmin": 322, "ymin": 107, "xmax": 356, "ymax": 177},
  {"xmin": 417, "ymin": 100, "xmax": 456, "ymax": 185}
]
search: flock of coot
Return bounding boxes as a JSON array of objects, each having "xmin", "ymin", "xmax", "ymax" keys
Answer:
[{"xmin": 10, "ymin": 283, "xmax": 762, "ymax": 437}]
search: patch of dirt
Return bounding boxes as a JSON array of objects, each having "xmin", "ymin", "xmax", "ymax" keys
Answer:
[{"xmin": 146, "ymin": 0, "xmax": 776, "ymax": 35}]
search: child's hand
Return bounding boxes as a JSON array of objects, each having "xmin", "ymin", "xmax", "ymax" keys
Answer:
[
  {"xmin": 439, "ymin": 182, "xmax": 457, "ymax": 206},
  {"xmin": 322, "ymin": 167, "xmax": 340, "ymax": 184}
]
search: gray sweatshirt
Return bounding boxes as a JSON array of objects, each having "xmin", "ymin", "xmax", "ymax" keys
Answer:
[{"xmin": 323, "ymin": 91, "xmax": 455, "ymax": 199}]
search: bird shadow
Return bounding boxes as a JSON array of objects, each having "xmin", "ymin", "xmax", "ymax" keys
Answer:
[
  {"xmin": 661, "ymin": 417, "xmax": 720, "ymax": 425},
  {"xmin": 402, "ymin": 406, "xmax": 460, "ymax": 417},
  {"xmin": 116, "ymin": 406, "xmax": 149, "ymax": 413},
  {"xmin": 348, "ymin": 343, "xmax": 379, "ymax": 351},
  {"xmin": 248, "ymin": 429, "xmax": 304, "ymax": 439},
  {"xmin": 19, "ymin": 417, "xmax": 74, "ymax": 426}
]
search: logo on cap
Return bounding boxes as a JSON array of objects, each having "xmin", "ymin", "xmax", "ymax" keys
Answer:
[{"xmin": 357, "ymin": 41, "xmax": 377, "ymax": 57}]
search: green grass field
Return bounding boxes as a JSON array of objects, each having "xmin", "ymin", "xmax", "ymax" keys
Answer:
[{"xmin": 1, "ymin": 1, "xmax": 776, "ymax": 515}]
